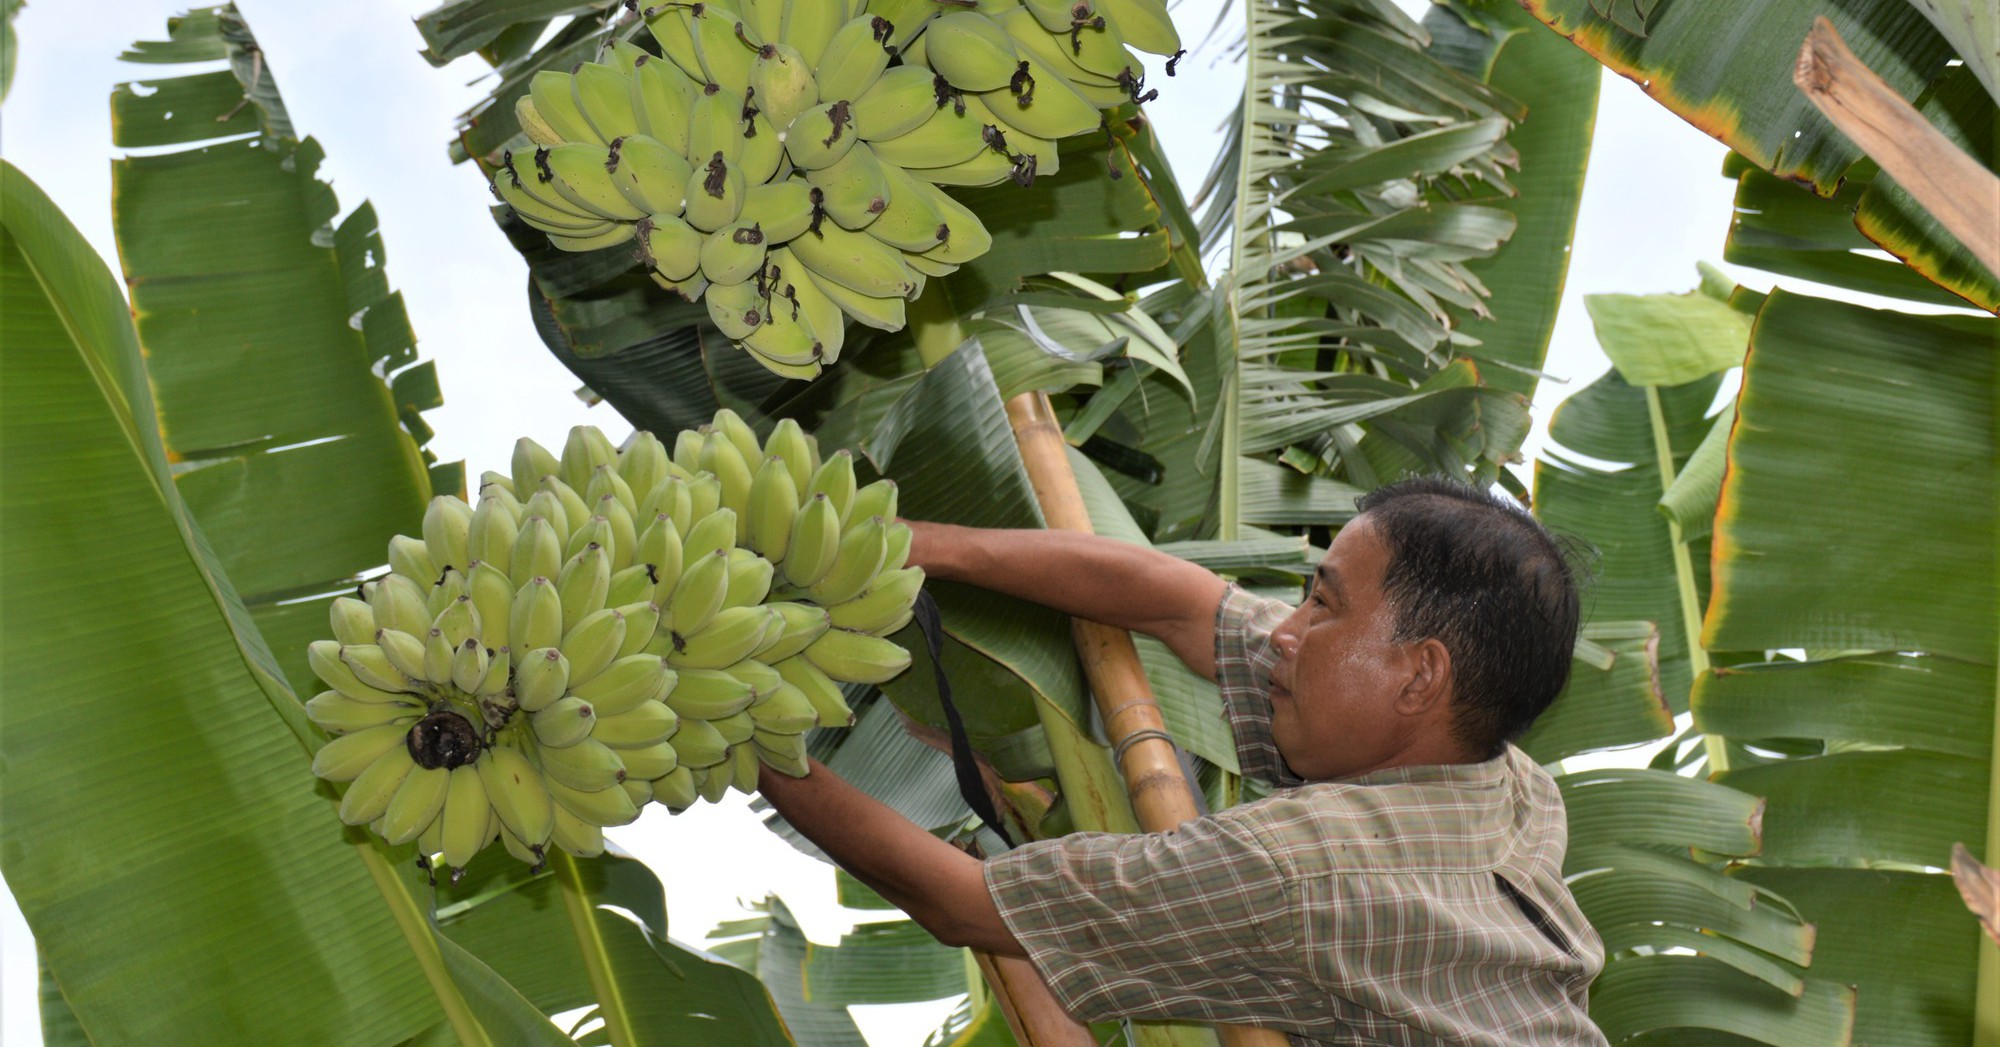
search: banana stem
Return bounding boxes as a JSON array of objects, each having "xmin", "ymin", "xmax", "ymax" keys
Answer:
[
  {"xmin": 1644, "ymin": 387, "xmax": 1725, "ymax": 774},
  {"xmin": 552, "ymin": 849, "xmax": 637, "ymax": 1047},
  {"xmin": 907, "ymin": 280, "xmax": 970, "ymax": 370},
  {"xmin": 1006, "ymin": 390, "xmax": 1289, "ymax": 1047},
  {"xmin": 354, "ymin": 841, "xmax": 494, "ymax": 1047}
]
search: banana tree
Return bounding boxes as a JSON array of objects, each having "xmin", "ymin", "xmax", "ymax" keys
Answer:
[{"xmin": 2, "ymin": 6, "xmax": 798, "ymax": 1044}]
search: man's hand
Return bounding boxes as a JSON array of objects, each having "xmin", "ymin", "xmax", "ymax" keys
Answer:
[
  {"xmin": 906, "ymin": 522, "xmax": 1230, "ymax": 679},
  {"xmin": 756, "ymin": 760, "xmax": 1028, "ymax": 958}
]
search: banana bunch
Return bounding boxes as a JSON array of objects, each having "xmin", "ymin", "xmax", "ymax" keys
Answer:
[
  {"xmin": 490, "ymin": 0, "xmax": 1179, "ymax": 380},
  {"xmin": 305, "ymin": 413, "xmax": 924, "ymax": 876}
]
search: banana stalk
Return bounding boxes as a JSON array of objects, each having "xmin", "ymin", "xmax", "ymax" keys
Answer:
[
  {"xmin": 972, "ymin": 950, "xmax": 1096, "ymax": 1046},
  {"xmin": 1005, "ymin": 390, "xmax": 1292, "ymax": 1047}
]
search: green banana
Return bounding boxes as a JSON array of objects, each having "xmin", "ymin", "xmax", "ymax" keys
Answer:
[
  {"xmin": 785, "ymin": 100, "xmax": 861, "ymax": 170},
  {"xmin": 805, "ymin": 142, "xmax": 892, "ymax": 230},
  {"xmin": 907, "ymin": 146, "xmax": 1018, "ymax": 188},
  {"xmin": 540, "ymin": 143, "xmax": 648, "ymax": 221},
  {"xmin": 340, "ymin": 641, "xmax": 420, "ymax": 695},
  {"xmin": 383, "ymin": 765, "xmax": 452, "ymax": 846},
  {"xmin": 310, "ymin": 639, "xmax": 408, "ymax": 702},
  {"xmin": 451, "ymin": 638, "xmax": 491, "ymax": 694},
  {"xmin": 827, "ymin": 565, "xmax": 925, "ymax": 634},
  {"xmin": 976, "ymin": 54, "xmax": 1101, "ymax": 139},
  {"xmin": 547, "ymin": 224, "xmax": 639, "ymax": 252},
  {"xmin": 866, "ymin": 96, "xmax": 992, "ymax": 168},
  {"xmin": 370, "ymin": 572, "xmax": 432, "ymax": 637},
  {"xmin": 728, "ymin": 738, "xmax": 763, "ymax": 793},
  {"xmin": 313, "ymin": 723, "xmax": 413, "ymax": 781},
  {"xmin": 306, "ymin": 691, "xmax": 424, "ymax": 735},
  {"xmin": 803, "ymin": 627, "xmax": 913, "ymax": 684},
  {"xmin": 926, "ymin": 11, "xmax": 1024, "ymax": 91},
  {"xmin": 640, "ymin": 212, "xmax": 706, "ymax": 281},
  {"xmin": 635, "ymin": 515, "xmax": 687, "ymax": 595},
  {"xmin": 780, "ymin": 0, "xmax": 846, "ymax": 65},
  {"xmin": 788, "ymin": 221, "xmax": 918, "ymax": 298},
  {"xmin": 805, "ymin": 449, "xmax": 858, "ymax": 520},
  {"xmin": 741, "ymin": 179, "xmax": 817, "ymax": 242},
  {"xmin": 592, "ymin": 700, "xmax": 680, "ymax": 748},
  {"xmin": 652, "ymin": 269, "xmax": 711, "ymax": 303},
  {"xmin": 631, "ymin": 54, "xmax": 700, "ymax": 154},
  {"xmin": 667, "ymin": 716, "xmax": 731, "ymax": 768},
  {"xmin": 917, "ymin": 178, "xmax": 994, "ymax": 262},
  {"xmin": 722, "ymin": 657, "xmax": 784, "ymax": 699},
  {"xmin": 494, "ymin": 164, "xmax": 607, "ymax": 232},
  {"xmin": 668, "ymin": 604, "xmax": 777, "ymax": 669},
  {"xmin": 616, "ymin": 599, "xmax": 664, "ymax": 659},
  {"xmin": 515, "ymin": 95, "xmax": 568, "ymax": 148},
  {"xmin": 688, "ymin": 84, "xmax": 751, "ymax": 165},
  {"xmin": 537, "ymin": 736, "xmax": 628, "ymax": 792},
  {"xmin": 815, "ymin": 15, "xmax": 895, "ymax": 102},
  {"xmin": 776, "ymin": 654, "xmax": 856, "ymax": 726},
  {"xmin": 684, "ymin": 152, "xmax": 748, "ymax": 231},
  {"xmin": 643, "ymin": 3, "xmax": 709, "ymax": 82},
  {"xmin": 768, "ymin": 246, "xmax": 848, "ymax": 360},
  {"xmin": 667, "ymin": 547, "xmax": 732, "ymax": 637},
  {"xmin": 754, "ymin": 730, "xmax": 810, "ymax": 777},
  {"xmin": 513, "ymin": 646, "xmax": 571, "ymax": 712},
  {"xmin": 467, "ymin": 501, "xmax": 520, "ymax": 578},
  {"xmin": 560, "ymin": 606, "xmax": 628, "ymax": 687},
  {"xmin": 340, "ymin": 744, "xmax": 418, "ymax": 826},
  {"xmin": 609, "ymin": 133, "xmax": 692, "ymax": 216},
  {"xmin": 861, "ymin": 0, "xmax": 940, "ymax": 49},
  {"xmin": 664, "ymin": 667, "xmax": 759, "ymax": 720},
  {"xmin": 618, "ymin": 740, "xmax": 680, "ymax": 780},
  {"xmin": 690, "ymin": 2, "xmax": 760, "ymax": 88},
  {"xmin": 711, "ymin": 709, "xmax": 757, "ymax": 745},
  {"xmin": 764, "ymin": 417, "xmax": 820, "ymax": 490},
  {"xmin": 704, "ymin": 276, "xmax": 769, "ymax": 340},
  {"xmin": 742, "ymin": 110, "xmax": 786, "ymax": 185},
  {"xmin": 532, "ymin": 696, "xmax": 598, "ymax": 748},
  {"xmin": 556, "ymin": 543, "xmax": 612, "ymax": 633},
  {"xmin": 742, "ymin": 278, "xmax": 826, "ymax": 368},
  {"xmin": 755, "ymin": 601, "xmax": 831, "ymax": 661},
  {"xmin": 607, "ymin": 563, "xmax": 657, "ymax": 609},
  {"xmin": 848, "ymin": 477, "xmax": 898, "ymax": 522},
  {"xmin": 723, "ymin": 547, "xmax": 776, "ymax": 608},
  {"xmin": 783, "ymin": 493, "xmax": 843, "ymax": 588},
  {"xmin": 863, "ymin": 161, "xmax": 948, "ymax": 250},
  {"xmin": 530, "ymin": 69, "xmax": 603, "ymax": 144},
  {"xmin": 481, "ymin": 746, "xmax": 556, "ymax": 846},
  {"xmin": 389, "ymin": 534, "xmax": 438, "ymax": 586},
  {"xmin": 510, "ymin": 575, "xmax": 564, "ymax": 653},
  {"xmin": 683, "ymin": 503, "xmax": 739, "ymax": 563},
  {"xmin": 571, "ymin": 60, "xmax": 643, "ymax": 142},
  {"xmin": 546, "ymin": 775, "xmax": 642, "ymax": 828},
  {"xmin": 802, "ymin": 264, "xmax": 906, "ymax": 331},
  {"xmin": 744, "ymin": 0, "xmax": 788, "ymax": 51},
  {"xmin": 652, "ymin": 764, "xmax": 701, "ymax": 808},
  {"xmin": 747, "ymin": 680, "xmax": 820, "ymax": 733},
  {"xmin": 700, "ymin": 437, "xmax": 755, "ymax": 533},
  {"xmin": 745, "ymin": 454, "xmax": 800, "ymax": 560},
  {"xmin": 562, "ymin": 427, "xmax": 619, "ymax": 493},
  {"xmin": 569, "ymin": 653, "xmax": 674, "ymax": 716},
  {"xmin": 806, "ymin": 514, "xmax": 887, "ymax": 605},
  {"xmin": 850, "ymin": 65, "xmax": 946, "ymax": 141},
  {"xmin": 509, "ymin": 518, "xmax": 562, "ymax": 592},
  {"xmin": 700, "ymin": 220, "xmax": 770, "ymax": 285},
  {"xmin": 1100, "ymin": 0, "xmax": 1181, "ymax": 54},
  {"xmin": 511, "ymin": 437, "xmax": 563, "ymax": 494},
  {"xmin": 438, "ymin": 765, "xmax": 492, "ymax": 871},
  {"xmin": 747, "ymin": 41, "xmax": 817, "ymax": 130}
]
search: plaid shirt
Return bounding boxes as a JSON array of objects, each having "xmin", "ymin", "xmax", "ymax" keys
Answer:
[{"xmin": 983, "ymin": 586, "xmax": 1607, "ymax": 1045}]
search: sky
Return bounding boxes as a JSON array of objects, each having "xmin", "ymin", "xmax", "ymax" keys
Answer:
[{"xmin": 0, "ymin": 0, "xmax": 1845, "ymax": 1042}]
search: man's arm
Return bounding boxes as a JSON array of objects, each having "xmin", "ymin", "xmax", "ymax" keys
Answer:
[
  {"xmin": 756, "ymin": 760, "xmax": 1028, "ymax": 958},
  {"xmin": 908, "ymin": 523, "xmax": 1230, "ymax": 679}
]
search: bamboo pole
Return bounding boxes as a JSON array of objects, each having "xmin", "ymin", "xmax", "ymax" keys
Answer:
[
  {"xmin": 1793, "ymin": 17, "xmax": 2000, "ymax": 280},
  {"xmin": 1005, "ymin": 390, "xmax": 1293, "ymax": 1047}
]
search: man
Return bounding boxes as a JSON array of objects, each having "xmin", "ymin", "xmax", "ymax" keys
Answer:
[{"xmin": 758, "ymin": 477, "xmax": 1608, "ymax": 1045}]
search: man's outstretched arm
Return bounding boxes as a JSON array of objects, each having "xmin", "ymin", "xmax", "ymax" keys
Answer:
[
  {"xmin": 908, "ymin": 523, "xmax": 1230, "ymax": 679},
  {"xmin": 757, "ymin": 760, "xmax": 1028, "ymax": 958}
]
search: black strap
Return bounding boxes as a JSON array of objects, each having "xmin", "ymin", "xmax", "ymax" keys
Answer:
[{"xmin": 912, "ymin": 590, "xmax": 1016, "ymax": 850}]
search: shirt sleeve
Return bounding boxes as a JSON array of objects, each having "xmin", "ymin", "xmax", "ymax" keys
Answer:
[
  {"xmin": 1212, "ymin": 585, "xmax": 1301, "ymax": 786},
  {"xmin": 981, "ymin": 813, "xmax": 1317, "ymax": 1027}
]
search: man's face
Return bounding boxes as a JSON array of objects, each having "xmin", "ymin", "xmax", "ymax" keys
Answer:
[{"xmin": 1266, "ymin": 516, "xmax": 1421, "ymax": 780}]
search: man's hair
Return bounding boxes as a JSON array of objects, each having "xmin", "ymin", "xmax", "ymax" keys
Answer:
[{"xmin": 1353, "ymin": 476, "xmax": 1584, "ymax": 759}]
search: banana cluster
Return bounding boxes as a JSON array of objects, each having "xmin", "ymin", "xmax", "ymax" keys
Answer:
[
  {"xmin": 490, "ymin": 0, "xmax": 1180, "ymax": 379},
  {"xmin": 304, "ymin": 413, "xmax": 923, "ymax": 877}
]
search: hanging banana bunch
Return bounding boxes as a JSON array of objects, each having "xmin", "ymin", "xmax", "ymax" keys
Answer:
[
  {"xmin": 490, "ymin": 0, "xmax": 1181, "ymax": 378},
  {"xmin": 304, "ymin": 412, "xmax": 923, "ymax": 878}
]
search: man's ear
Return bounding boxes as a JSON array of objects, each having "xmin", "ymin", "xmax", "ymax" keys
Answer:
[{"xmin": 1393, "ymin": 638, "xmax": 1452, "ymax": 716}]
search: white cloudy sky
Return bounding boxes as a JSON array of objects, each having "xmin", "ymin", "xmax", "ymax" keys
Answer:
[{"xmin": 2, "ymin": 0, "xmax": 1852, "ymax": 1042}]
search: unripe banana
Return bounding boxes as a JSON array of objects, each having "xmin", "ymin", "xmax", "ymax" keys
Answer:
[
  {"xmin": 561, "ymin": 427, "xmax": 617, "ymax": 495},
  {"xmin": 618, "ymin": 431, "xmax": 671, "ymax": 502},
  {"xmin": 620, "ymin": 777, "xmax": 655, "ymax": 808},
  {"xmin": 510, "ymin": 576, "xmax": 565, "ymax": 653},
  {"xmin": 388, "ymin": 536, "xmax": 438, "ymax": 586},
  {"xmin": 977, "ymin": 54, "xmax": 1101, "ymax": 139},
  {"xmin": 862, "ymin": 0, "xmax": 940, "ymax": 48},
  {"xmin": 311, "ymin": 639, "xmax": 409, "ymax": 702},
  {"xmin": 704, "ymin": 277, "xmax": 770, "ymax": 341},
  {"xmin": 592, "ymin": 700, "xmax": 680, "ymax": 749},
  {"xmin": 805, "ymin": 142, "xmax": 892, "ymax": 230},
  {"xmin": 663, "ymin": 667, "xmax": 759, "ymax": 719},
  {"xmin": 815, "ymin": 15, "xmax": 896, "ymax": 102},
  {"xmin": 783, "ymin": 493, "xmax": 843, "ymax": 588},
  {"xmin": 541, "ymin": 144, "xmax": 648, "ymax": 221},
  {"xmin": 745, "ymin": 454, "xmax": 800, "ymax": 561},
  {"xmin": 755, "ymin": 600, "xmax": 832, "ymax": 661},
  {"xmin": 652, "ymin": 764, "xmax": 701, "ymax": 809},
  {"xmin": 700, "ymin": 220, "xmax": 769, "ymax": 285},
  {"xmin": 609, "ymin": 133, "xmax": 693, "ymax": 217},
  {"xmin": 510, "ymin": 517, "xmax": 564, "ymax": 590},
  {"xmin": 533, "ymin": 696, "xmax": 598, "ymax": 748},
  {"xmin": 754, "ymin": 731, "xmax": 811, "ymax": 777},
  {"xmin": 631, "ymin": 54, "xmax": 699, "ymax": 154},
  {"xmin": 341, "ymin": 744, "xmax": 419, "ymax": 826},
  {"xmin": 668, "ymin": 604, "xmax": 777, "ymax": 669},
  {"xmin": 312, "ymin": 723, "xmax": 414, "ymax": 781},
  {"xmin": 619, "ymin": 740, "xmax": 680, "ymax": 780},
  {"xmin": 805, "ymin": 450, "xmax": 858, "ymax": 521},
  {"xmin": 848, "ymin": 478, "xmax": 898, "ymax": 523},
  {"xmin": 684, "ymin": 152, "xmax": 748, "ymax": 231},
  {"xmin": 452, "ymin": 637, "xmax": 491, "ymax": 694},
  {"xmin": 865, "ymin": 161, "xmax": 949, "ymax": 251},
  {"xmin": 785, "ymin": 100, "xmax": 860, "ymax": 171},
  {"xmin": 537, "ymin": 736, "xmax": 628, "ymax": 792},
  {"xmin": 514, "ymin": 96, "xmax": 569, "ymax": 148},
  {"xmin": 801, "ymin": 265, "xmax": 905, "ymax": 331},
  {"xmin": 776, "ymin": 654, "xmax": 856, "ymax": 726},
  {"xmin": 638, "ymin": 478, "xmax": 694, "ymax": 539},
  {"xmin": 637, "ymin": 516, "xmax": 686, "ymax": 601},
  {"xmin": 438, "ymin": 765, "xmax": 492, "ymax": 871},
  {"xmin": 827, "ymin": 566, "xmax": 924, "ymax": 634},
  {"xmin": 803, "ymin": 627, "xmax": 913, "ymax": 683},
  {"xmin": 927, "ymin": 11, "xmax": 1025, "ymax": 91},
  {"xmin": 807, "ymin": 514, "xmax": 887, "ymax": 605},
  {"xmin": 570, "ymin": 654, "xmax": 674, "ymax": 716},
  {"xmin": 481, "ymin": 746, "xmax": 556, "ymax": 846},
  {"xmin": 652, "ymin": 269, "xmax": 711, "ymax": 303},
  {"xmin": 512, "ymin": 437, "xmax": 563, "ymax": 495},
  {"xmin": 636, "ymin": 215, "xmax": 702, "ymax": 285},
  {"xmin": 696, "ymin": 760, "xmax": 733, "ymax": 803},
  {"xmin": 850, "ymin": 66, "xmax": 946, "ymax": 141},
  {"xmin": 476, "ymin": 646, "xmax": 512, "ymax": 697},
  {"xmin": 916, "ymin": 178, "xmax": 994, "ymax": 264},
  {"xmin": 723, "ymin": 657, "xmax": 785, "ymax": 698},
  {"xmin": 383, "ymin": 765, "xmax": 452, "ymax": 846},
  {"xmin": 689, "ymin": 2, "xmax": 760, "ymax": 88},
  {"xmin": 687, "ymin": 473, "xmax": 725, "ymax": 525},
  {"xmin": 711, "ymin": 709, "xmax": 757, "ymax": 745},
  {"xmin": 907, "ymin": 146, "xmax": 1019, "ymax": 188},
  {"xmin": 305, "ymin": 689, "xmax": 421, "ymax": 735},
  {"xmin": 426, "ymin": 569, "xmax": 469, "ymax": 623},
  {"xmin": 467, "ymin": 499, "xmax": 519, "ymax": 577},
  {"xmin": 787, "ymin": 221, "xmax": 919, "ymax": 298},
  {"xmin": 689, "ymin": 84, "xmax": 752, "ymax": 166},
  {"xmin": 1101, "ymin": 0, "xmax": 1181, "ymax": 54},
  {"xmin": 723, "ymin": 547, "xmax": 776, "ymax": 609},
  {"xmin": 747, "ymin": 41, "xmax": 817, "ymax": 130},
  {"xmin": 514, "ymin": 646, "xmax": 572, "ymax": 712},
  {"xmin": 538, "ymin": 475, "xmax": 593, "ymax": 537},
  {"xmin": 748, "ymin": 680, "xmax": 820, "ymax": 733},
  {"xmin": 560, "ymin": 607, "xmax": 628, "ymax": 687},
  {"xmin": 370, "ymin": 572, "xmax": 432, "ymax": 637},
  {"xmin": 743, "ymin": 277, "xmax": 826, "ymax": 369},
  {"xmin": 728, "ymin": 737, "xmax": 763, "ymax": 793},
  {"xmin": 741, "ymin": 179, "xmax": 817, "ymax": 242},
  {"xmin": 866, "ymin": 96, "xmax": 992, "ymax": 168},
  {"xmin": 343, "ymin": 640, "xmax": 421, "ymax": 694},
  {"xmin": 433, "ymin": 596, "xmax": 480, "ymax": 649},
  {"xmin": 607, "ymin": 563, "xmax": 658, "ymax": 609},
  {"xmin": 546, "ymin": 777, "xmax": 639, "ymax": 831},
  {"xmin": 668, "ymin": 717, "xmax": 731, "ymax": 768},
  {"xmin": 424, "ymin": 628, "xmax": 457, "ymax": 688},
  {"xmin": 779, "ymin": 0, "xmax": 845, "ymax": 65},
  {"xmin": 498, "ymin": 822, "xmax": 547, "ymax": 867},
  {"xmin": 556, "ymin": 543, "xmax": 612, "ymax": 633},
  {"xmin": 571, "ymin": 60, "xmax": 643, "ymax": 142},
  {"xmin": 741, "ymin": 110, "xmax": 786, "ymax": 185},
  {"xmin": 616, "ymin": 600, "xmax": 664, "ymax": 659},
  {"xmin": 530, "ymin": 69, "xmax": 603, "ymax": 144}
]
